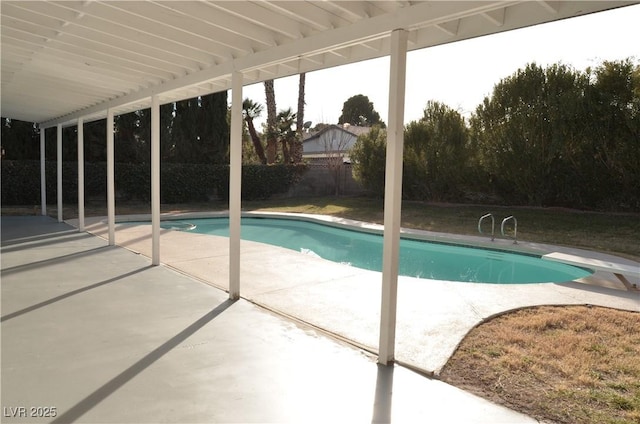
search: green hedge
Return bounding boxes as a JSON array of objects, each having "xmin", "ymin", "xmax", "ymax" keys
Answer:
[{"xmin": 1, "ymin": 161, "xmax": 307, "ymax": 205}]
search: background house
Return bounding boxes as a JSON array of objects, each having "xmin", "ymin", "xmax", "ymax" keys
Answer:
[
  {"xmin": 285, "ymin": 124, "xmax": 372, "ymax": 197},
  {"xmin": 302, "ymin": 124, "xmax": 371, "ymax": 164}
]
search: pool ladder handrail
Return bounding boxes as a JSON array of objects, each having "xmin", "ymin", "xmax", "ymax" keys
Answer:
[
  {"xmin": 478, "ymin": 213, "xmax": 495, "ymax": 241},
  {"xmin": 501, "ymin": 215, "xmax": 518, "ymax": 244}
]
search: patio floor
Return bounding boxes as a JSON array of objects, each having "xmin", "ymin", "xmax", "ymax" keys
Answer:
[
  {"xmin": 2, "ymin": 215, "xmax": 540, "ymax": 423},
  {"xmin": 2, "ymin": 214, "xmax": 638, "ymax": 423}
]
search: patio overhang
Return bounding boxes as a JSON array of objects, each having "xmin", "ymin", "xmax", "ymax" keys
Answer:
[{"xmin": 2, "ymin": 1, "xmax": 635, "ymax": 127}]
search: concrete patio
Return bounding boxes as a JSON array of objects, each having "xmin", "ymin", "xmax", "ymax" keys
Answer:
[{"xmin": 2, "ymin": 214, "xmax": 638, "ymax": 423}]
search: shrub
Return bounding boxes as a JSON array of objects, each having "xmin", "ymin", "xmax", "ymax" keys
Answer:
[{"xmin": 1, "ymin": 160, "xmax": 307, "ymax": 205}]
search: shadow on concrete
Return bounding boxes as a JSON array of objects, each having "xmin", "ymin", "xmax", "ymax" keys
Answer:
[
  {"xmin": 556, "ymin": 281, "xmax": 640, "ymax": 301},
  {"xmin": 1, "ymin": 266, "xmax": 151, "ymax": 322},
  {"xmin": 51, "ymin": 299, "xmax": 236, "ymax": 424},
  {"xmin": 0, "ymin": 246, "xmax": 111, "ymax": 277},
  {"xmin": 1, "ymin": 232, "xmax": 95, "ymax": 251},
  {"xmin": 1, "ymin": 216, "xmax": 72, "ymax": 242},
  {"xmin": 372, "ymin": 364, "xmax": 394, "ymax": 424}
]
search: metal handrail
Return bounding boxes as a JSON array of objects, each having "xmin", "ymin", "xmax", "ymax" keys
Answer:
[
  {"xmin": 501, "ymin": 215, "xmax": 518, "ymax": 244},
  {"xmin": 478, "ymin": 213, "xmax": 495, "ymax": 241}
]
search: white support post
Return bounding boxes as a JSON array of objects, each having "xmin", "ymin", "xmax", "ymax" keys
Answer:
[
  {"xmin": 229, "ymin": 72, "xmax": 243, "ymax": 300},
  {"xmin": 151, "ymin": 95, "xmax": 161, "ymax": 266},
  {"xmin": 378, "ymin": 29, "xmax": 408, "ymax": 365},
  {"xmin": 40, "ymin": 127, "xmax": 46, "ymax": 216},
  {"xmin": 77, "ymin": 118, "xmax": 85, "ymax": 231},
  {"xmin": 107, "ymin": 109, "xmax": 115, "ymax": 246},
  {"xmin": 57, "ymin": 124, "xmax": 63, "ymax": 222}
]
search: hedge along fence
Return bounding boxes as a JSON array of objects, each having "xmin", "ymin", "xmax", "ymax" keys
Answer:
[{"xmin": 1, "ymin": 160, "xmax": 307, "ymax": 205}]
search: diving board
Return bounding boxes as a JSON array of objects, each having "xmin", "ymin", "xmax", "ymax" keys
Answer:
[{"xmin": 543, "ymin": 252, "xmax": 640, "ymax": 291}]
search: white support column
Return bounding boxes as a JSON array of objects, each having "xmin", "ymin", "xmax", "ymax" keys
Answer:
[
  {"xmin": 77, "ymin": 118, "xmax": 85, "ymax": 231},
  {"xmin": 57, "ymin": 124, "xmax": 63, "ymax": 222},
  {"xmin": 229, "ymin": 72, "xmax": 243, "ymax": 300},
  {"xmin": 40, "ymin": 127, "xmax": 46, "ymax": 216},
  {"xmin": 107, "ymin": 109, "xmax": 115, "ymax": 246},
  {"xmin": 151, "ymin": 95, "xmax": 161, "ymax": 266},
  {"xmin": 378, "ymin": 29, "xmax": 408, "ymax": 365}
]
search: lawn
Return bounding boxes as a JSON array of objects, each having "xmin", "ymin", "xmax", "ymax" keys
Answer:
[
  {"xmin": 250, "ymin": 197, "xmax": 639, "ymax": 260},
  {"xmin": 440, "ymin": 305, "xmax": 640, "ymax": 424},
  {"xmin": 4, "ymin": 196, "xmax": 639, "ymax": 259}
]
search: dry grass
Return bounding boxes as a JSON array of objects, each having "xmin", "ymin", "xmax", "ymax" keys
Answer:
[
  {"xmin": 3, "ymin": 197, "xmax": 639, "ymax": 259},
  {"xmin": 440, "ymin": 306, "xmax": 640, "ymax": 424}
]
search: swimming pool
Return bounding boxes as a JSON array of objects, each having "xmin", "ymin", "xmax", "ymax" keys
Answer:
[{"xmin": 155, "ymin": 216, "xmax": 592, "ymax": 284}]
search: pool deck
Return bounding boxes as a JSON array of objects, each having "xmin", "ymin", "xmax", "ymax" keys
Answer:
[
  {"xmin": 2, "ymin": 214, "xmax": 639, "ymax": 423},
  {"xmin": 79, "ymin": 212, "xmax": 638, "ymax": 374}
]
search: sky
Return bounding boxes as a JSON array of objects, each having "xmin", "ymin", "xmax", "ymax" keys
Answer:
[{"xmin": 241, "ymin": 4, "xmax": 639, "ymax": 128}]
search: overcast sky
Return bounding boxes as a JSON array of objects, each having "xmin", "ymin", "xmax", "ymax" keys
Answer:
[{"xmin": 240, "ymin": 4, "xmax": 639, "ymax": 128}]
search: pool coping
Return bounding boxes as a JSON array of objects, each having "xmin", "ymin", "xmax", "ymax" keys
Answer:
[{"xmin": 114, "ymin": 209, "xmax": 639, "ymax": 279}]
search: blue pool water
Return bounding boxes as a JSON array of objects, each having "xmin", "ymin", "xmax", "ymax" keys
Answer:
[{"xmin": 160, "ymin": 217, "xmax": 592, "ymax": 284}]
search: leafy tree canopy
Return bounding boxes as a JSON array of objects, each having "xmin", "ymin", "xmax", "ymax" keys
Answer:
[{"xmin": 338, "ymin": 94, "xmax": 384, "ymax": 127}]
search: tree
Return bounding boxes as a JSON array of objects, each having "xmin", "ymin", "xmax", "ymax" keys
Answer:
[
  {"xmin": 402, "ymin": 102, "xmax": 469, "ymax": 200},
  {"xmin": 351, "ymin": 101, "xmax": 469, "ymax": 201},
  {"xmin": 1, "ymin": 118, "xmax": 39, "ymax": 160},
  {"xmin": 242, "ymin": 98, "xmax": 267, "ymax": 164},
  {"xmin": 276, "ymin": 108, "xmax": 296, "ymax": 164},
  {"xmin": 338, "ymin": 94, "xmax": 384, "ymax": 127},
  {"xmin": 350, "ymin": 125, "xmax": 387, "ymax": 196},
  {"xmin": 198, "ymin": 91, "xmax": 230, "ymax": 164},
  {"xmin": 580, "ymin": 59, "xmax": 640, "ymax": 208},
  {"xmin": 293, "ymin": 72, "xmax": 306, "ymax": 163},
  {"xmin": 169, "ymin": 92, "xmax": 229, "ymax": 164},
  {"xmin": 470, "ymin": 63, "xmax": 584, "ymax": 205},
  {"xmin": 115, "ymin": 111, "xmax": 147, "ymax": 163},
  {"xmin": 264, "ymin": 79, "xmax": 278, "ymax": 163}
]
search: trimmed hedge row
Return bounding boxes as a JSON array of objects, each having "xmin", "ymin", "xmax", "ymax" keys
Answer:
[{"xmin": 1, "ymin": 160, "xmax": 307, "ymax": 205}]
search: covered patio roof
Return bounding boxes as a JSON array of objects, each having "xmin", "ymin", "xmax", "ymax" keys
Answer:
[{"xmin": 2, "ymin": 1, "xmax": 635, "ymax": 127}]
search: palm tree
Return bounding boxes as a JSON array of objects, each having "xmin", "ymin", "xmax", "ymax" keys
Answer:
[
  {"xmin": 294, "ymin": 72, "xmax": 306, "ymax": 163},
  {"xmin": 242, "ymin": 98, "xmax": 267, "ymax": 164},
  {"xmin": 276, "ymin": 108, "xmax": 296, "ymax": 163},
  {"xmin": 264, "ymin": 79, "xmax": 277, "ymax": 164}
]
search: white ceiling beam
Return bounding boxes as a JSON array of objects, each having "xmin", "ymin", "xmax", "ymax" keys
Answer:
[
  {"xmin": 12, "ymin": 2, "xmax": 216, "ymax": 65},
  {"xmin": 208, "ymin": 2, "xmax": 304, "ymax": 39},
  {"xmin": 3, "ymin": 18, "xmax": 195, "ymax": 77},
  {"xmin": 537, "ymin": 0, "xmax": 560, "ymax": 14},
  {"xmin": 161, "ymin": 1, "xmax": 277, "ymax": 48},
  {"xmin": 262, "ymin": 2, "xmax": 343, "ymax": 31},
  {"xmin": 301, "ymin": 55, "xmax": 325, "ymax": 66},
  {"xmin": 482, "ymin": 8, "xmax": 506, "ymax": 26},
  {"xmin": 435, "ymin": 19, "xmax": 461, "ymax": 36},
  {"xmin": 51, "ymin": 1, "xmax": 244, "ymax": 61},
  {"xmin": 359, "ymin": 38, "xmax": 384, "ymax": 52},
  {"xmin": 3, "ymin": 35, "xmax": 161, "ymax": 88},
  {"xmin": 106, "ymin": 1, "xmax": 254, "ymax": 54},
  {"xmin": 319, "ymin": 1, "xmax": 370, "ymax": 20}
]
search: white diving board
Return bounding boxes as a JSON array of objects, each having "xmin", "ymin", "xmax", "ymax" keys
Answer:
[{"xmin": 543, "ymin": 252, "xmax": 640, "ymax": 291}]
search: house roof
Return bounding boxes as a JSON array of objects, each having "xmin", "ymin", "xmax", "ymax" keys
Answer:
[
  {"xmin": 2, "ymin": 1, "xmax": 636, "ymax": 128},
  {"xmin": 303, "ymin": 124, "xmax": 372, "ymax": 142}
]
